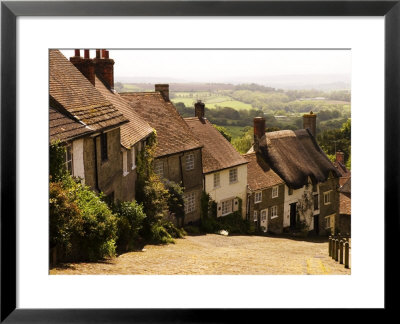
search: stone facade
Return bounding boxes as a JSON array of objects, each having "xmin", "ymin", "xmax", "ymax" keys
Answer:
[
  {"xmin": 318, "ymin": 176, "xmax": 340, "ymax": 235},
  {"xmin": 248, "ymin": 184, "xmax": 285, "ymax": 234},
  {"xmin": 155, "ymin": 148, "xmax": 203, "ymax": 225},
  {"xmin": 82, "ymin": 128, "xmax": 126, "ymax": 202}
]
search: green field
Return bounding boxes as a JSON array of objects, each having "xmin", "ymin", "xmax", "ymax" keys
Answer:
[
  {"xmin": 171, "ymin": 91, "xmax": 254, "ymax": 110},
  {"xmin": 220, "ymin": 125, "xmax": 251, "ymax": 139}
]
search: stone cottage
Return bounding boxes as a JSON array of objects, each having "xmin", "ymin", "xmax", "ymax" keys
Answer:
[
  {"xmin": 243, "ymin": 152, "xmax": 285, "ymax": 233},
  {"xmin": 120, "ymin": 86, "xmax": 204, "ymax": 225},
  {"xmin": 49, "ymin": 49, "xmax": 129, "ymax": 202},
  {"xmin": 248, "ymin": 113, "xmax": 341, "ymax": 235},
  {"xmin": 69, "ymin": 49, "xmax": 154, "ymax": 201},
  {"xmin": 184, "ymin": 101, "xmax": 248, "ymax": 218}
]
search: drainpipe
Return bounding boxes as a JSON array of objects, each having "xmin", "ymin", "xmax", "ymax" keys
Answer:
[{"xmin": 93, "ymin": 136, "xmax": 101, "ymax": 192}]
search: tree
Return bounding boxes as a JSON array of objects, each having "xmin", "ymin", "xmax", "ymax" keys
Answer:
[{"xmin": 213, "ymin": 125, "xmax": 232, "ymax": 142}]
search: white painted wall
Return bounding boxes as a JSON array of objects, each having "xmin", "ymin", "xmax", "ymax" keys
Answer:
[
  {"xmin": 72, "ymin": 138, "xmax": 85, "ymax": 182},
  {"xmin": 205, "ymin": 164, "xmax": 248, "ymax": 217},
  {"xmin": 283, "ymin": 185, "xmax": 314, "ymax": 230}
]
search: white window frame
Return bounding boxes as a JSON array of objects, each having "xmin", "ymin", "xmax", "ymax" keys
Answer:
[
  {"xmin": 229, "ymin": 168, "xmax": 238, "ymax": 184},
  {"xmin": 271, "ymin": 205, "xmax": 278, "ymax": 219},
  {"xmin": 213, "ymin": 172, "xmax": 220, "ymax": 188},
  {"xmin": 324, "ymin": 191, "xmax": 332, "ymax": 205},
  {"xmin": 325, "ymin": 215, "xmax": 332, "ymax": 229},
  {"xmin": 184, "ymin": 192, "xmax": 196, "ymax": 214},
  {"xmin": 222, "ymin": 199, "xmax": 233, "ymax": 216},
  {"xmin": 122, "ymin": 150, "xmax": 129, "ymax": 176},
  {"xmin": 131, "ymin": 147, "xmax": 136, "ymax": 170},
  {"xmin": 64, "ymin": 144, "xmax": 73, "ymax": 175},
  {"xmin": 254, "ymin": 191, "xmax": 262, "ymax": 204},
  {"xmin": 272, "ymin": 186, "xmax": 279, "ymax": 198},
  {"xmin": 260, "ymin": 209, "xmax": 268, "ymax": 221},
  {"xmin": 186, "ymin": 153, "xmax": 194, "ymax": 171},
  {"xmin": 154, "ymin": 160, "xmax": 164, "ymax": 178},
  {"xmin": 253, "ymin": 210, "xmax": 258, "ymax": 221}
]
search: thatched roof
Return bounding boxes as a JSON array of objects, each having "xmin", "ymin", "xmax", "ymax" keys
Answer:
[{"xmin": 257, "ymin": 129, "xmax": 341, "ymax": 189}]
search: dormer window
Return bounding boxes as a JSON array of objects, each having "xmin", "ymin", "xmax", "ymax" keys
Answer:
[
  {"xmin": 272, "ymin": 186, "xmax": 279, "ymax": 198},
  {"xmin": 254, "ymin": 191, "xmax": 262, "ymax": 204}
]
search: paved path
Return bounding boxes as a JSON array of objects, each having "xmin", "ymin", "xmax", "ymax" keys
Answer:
[{"xmin": 50, "ymin": 234, "xmax": 351, "ymax": 275}]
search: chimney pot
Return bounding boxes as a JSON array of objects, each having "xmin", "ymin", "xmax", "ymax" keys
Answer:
[
  {"xmin": 84, "ymin": 49, "xmax": 90, "ymax": 59},
  {"xmin": 74, "ymin": 49, "xmax": 80, "ymax": 57},
  {"xmin": 303, "ymin": 111, "xmax": 317, "ymax": 138},
  {"xmin": 195, "ymin": 100, "xmax": 205, "ymax": 120},
  {"xmin": 155, "ymin": 84, "xmax": 169, "ymax": 101},
  {"xmin": 253, "ymin": 117, "xmax": 266, "ymax": 152},
  {"xmin": 336, "ymin": 151, "xmax": 345, "ymax": 164},
  {"xmin": 105, "ymin": 50, "xmax": 109, "ymax": 59},
  {"xmin": 96, "ymin": 49, "xmax": 101, "ymax": 59},
  {"xmin": 93, "ymin": 49, "xmax": 114, "ymax": 89},
  {"xmin": 101, "ymin": 49, "xmax": 106, "ymax": 58}
]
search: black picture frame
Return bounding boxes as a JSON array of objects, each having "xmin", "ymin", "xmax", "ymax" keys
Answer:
[{"xmin": 1, "ymin": 0, "xmax": 398, "ymax": 322}]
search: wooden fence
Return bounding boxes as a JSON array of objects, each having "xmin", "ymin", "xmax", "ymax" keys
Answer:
[{"xmin": 328, "ymin": 235, "xmax": 351, "ymax": 269}]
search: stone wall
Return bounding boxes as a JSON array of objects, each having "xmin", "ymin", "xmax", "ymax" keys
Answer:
[
  {"xmin": 248, "ymin": 184, "xmax": 285, "ymax": 234},
  {"xmin": 319, "ymin": 176, "xmax": 340, "ymax": 235}
]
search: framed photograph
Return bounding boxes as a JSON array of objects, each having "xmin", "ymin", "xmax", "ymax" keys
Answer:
[{"xmin": 1, "ymin": 0, "xmax": 398, "ymax": 321}]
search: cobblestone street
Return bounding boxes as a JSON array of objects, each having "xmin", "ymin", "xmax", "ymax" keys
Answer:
[{"xmin": 50, "ymin": 234, "xmax": 351, "ymax": 275}]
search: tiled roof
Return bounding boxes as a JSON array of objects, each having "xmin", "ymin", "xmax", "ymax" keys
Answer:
[
  {"xmin": 243, "ymin": 152, "xmax": 284, "ymax": 191},
  {"xmin": 94, "ymin": 76, "xmax": 153, "ymax": 148},
  {"xmin": 184, "ymin": 117, "xmax": 247, "ymax": 174},
  {"xmin": 49, "ymin": 106, "xmax": 93, "ymax": 142},
  {"xmin": 334, "ymin": 161, "xmax": 351, "ymax": 178},
  {"xmin": 120, "ymin": 92, "xmax": 202, "ymax": 157},
  {"xmin": 340, "ymin": 177, "xmax": 351, "ymax": 194},
  {"xmin": 256, "ymin": 129, "xmax": 341, "ymax": 189},
  {"xmin": 49, "ymin": 50, "xmax": 128, "ymax": 132},
  {"xmin": 340, "ymin": 192, "xmax": 351, "ymax": 215}
]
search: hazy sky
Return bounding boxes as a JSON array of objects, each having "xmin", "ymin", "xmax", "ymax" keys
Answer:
[{"xmin": 61, "ymin": 49, "xmax": 351, "ymax": 85}]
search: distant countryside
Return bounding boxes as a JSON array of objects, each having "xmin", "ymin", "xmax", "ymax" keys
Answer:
[{"xmin": 116, "ymin": 82, "xmax": 351, "ymax": 167}]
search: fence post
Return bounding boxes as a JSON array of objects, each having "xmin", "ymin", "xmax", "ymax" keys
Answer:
[
  {"xmin": 329, "ymin": 236, "xmax": 332, "ymax": 256},
  {"xmin": 335, "ymin": 239, "xmax": 339, "ymax": 261},
  {"xmin": 339, "ymin": 239, "xmax": 344, "ymax": 264},
  {"xmin": 331, "ymin": 236, "xmax": 336, "ymax": 259},
  {"xmin": 344, "ymin": 241, "xmax": 350, "ymax": 268}
]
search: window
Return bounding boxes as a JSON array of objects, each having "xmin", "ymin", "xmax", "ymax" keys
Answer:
[
  {"xmin": 184, "ymin": 192, "xmax": 196, "ymax": 214},
  {"xmin": 122, "ymin": 151, "xmax": 128, "ymax": 176},
  {"xmin": 213, "ymin": 173, "xmax": 220, "ymax": 188},
  {"xmin": 131, "ymin": 147, "xmax": 136, "ymax": 170},
  {"xmin": 186, "ymin": 153, "xmax": 194, "ymax": 171},
  {"xmin": 324, "ymin": 191, "xmax": 332, "ymax": 205},
  {"xmin": 314, "ymin": 194, "xmax": 319, "ymax": 210},
  {"xmin": 229, "ymin": 168, "xmax": 238, "ymax": 184},
  {"xmin": 325, "ymin": 215, "xmax": 333, "ymax": 229},
  {"xmin": 222, "ymin": 199, "xmax": 233, "ymax": 216},
  {"xmin": 253, "ymin": 210, "xmax": 258, "ymax": 222},
  {"xmin": 288, "ymin": 187, "xmax": 293, "ymax": 195},
  {"xmin": 154, "ymin": 160, "xmax": 164, "ymax": 178},
  {"xmin": 272, "ymin": 186, "xmax": 279, "ymax": 198},
  {"xmin": 261, "ymin": 209, "xmax": 267, "ymax": 221},
  {"xmin": 64, "ymin": 144, "xmax": 73, "ymax": 175},
  {"xmin": 100, "ymin": 133, "xmax": 108, "ymax": 161},
  {"xmin": 270, "ymin": 205, "xmax": 278, "ymax": 219},
  {"xmin": 254, "ymin": 191, "xmax": 262, "ymax": 204}
]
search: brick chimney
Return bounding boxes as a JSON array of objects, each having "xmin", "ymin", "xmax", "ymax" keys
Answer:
[
  {"xmin": 93, "ymin": 49, "xmax": 114, "ymax": 89},
  {"xmin": 70, "ymin": 49, "xmax": 95, "ymax": 85},
  {"xmin": 195, "ymin": 100, "xmax": 205, "ymax": 120},
  {"xmin": 303, "ymin": 111, "xmax": 317, "ymax": 138},
  {"xmin": 336, "ymin": 151, "xmax": 345, "ymax": 164},
  {"xmin": 155, "ymin": 84, "xmax": 169, "ymax": 101},
  {"xmin": 253, "ymin": 116, "xmax": 266, "ymax": 152}
]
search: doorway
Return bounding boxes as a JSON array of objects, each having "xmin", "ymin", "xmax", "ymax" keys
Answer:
[
  {"xmin": 290, "ymin": 203, "xmax": 297, "ymax": 228},
  {"xmin": 314, "ymin": 214, "xmax": 320, "ymax": 235}
]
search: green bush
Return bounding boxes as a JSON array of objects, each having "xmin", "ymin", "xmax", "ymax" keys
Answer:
[
  {"xmin": 161, "ymin": 220, "xmax": 186, "ymax": 238},
  {"xmin": 150, "ymin": 221, "xmax": 174, "ymax": 244},
  {"xmin": 184, "ymin": 225, "xmax": 201, "ymax": 235},
  {"xmin": 113, "ymin": 201, "xmax": 147, "ymax": 252},
  {"xmin": 50, "ymin": 177, "xmax": 118, "ymax": 262}
]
